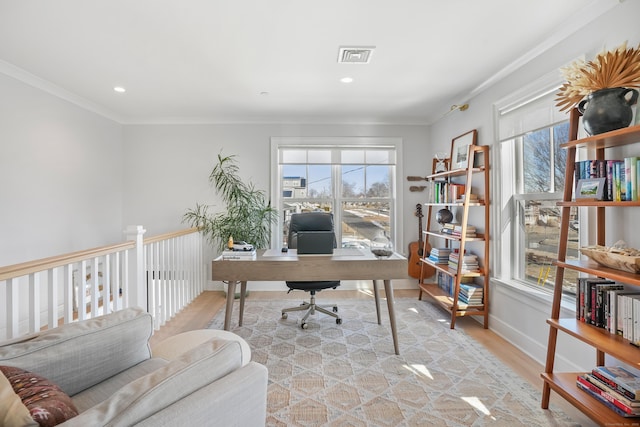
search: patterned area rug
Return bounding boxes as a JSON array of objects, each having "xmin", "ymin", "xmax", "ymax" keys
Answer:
[{"xmin": 208, "ymin": 297, "xmax": 580, "ymax": 427}]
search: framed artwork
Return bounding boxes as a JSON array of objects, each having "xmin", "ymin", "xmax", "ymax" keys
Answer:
[
  {"xmin": 575, "ymin": 177, "xmax": 606, "ymax": 200},
  {"xmin": 450, "ymin": 130, "xmax": 477, "ymax": 170}
]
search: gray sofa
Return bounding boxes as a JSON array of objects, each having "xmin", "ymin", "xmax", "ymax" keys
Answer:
[{"xmin": 0, "ymin": 307, "xmax": 268, "ymax": 426}]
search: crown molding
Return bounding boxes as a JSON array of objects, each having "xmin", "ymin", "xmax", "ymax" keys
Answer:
[{"xmin": 0, "ymin": 59, "xmax": 124, "ymax": 124}]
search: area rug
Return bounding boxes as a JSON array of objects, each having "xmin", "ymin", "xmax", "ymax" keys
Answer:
[{"xmin": 208, "ymin": 297, "xmax": 580, "ymax": 427}]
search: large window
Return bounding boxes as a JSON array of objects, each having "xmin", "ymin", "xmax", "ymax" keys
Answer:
[
  {"xmin": 271, "ymin": 138, "xmax": 400, "ymax": 251},
  {"xmin": 496, "ymin": 74, "xmax": 579, "ymax": 296}
]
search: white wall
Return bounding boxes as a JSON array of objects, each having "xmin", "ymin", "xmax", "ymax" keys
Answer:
[
  {"xmin": 121, "ymin": 124, "xmax": 431, "ymax": 242},
  {"xmin": 428, "ymin": 0, "xmax": 640, "ymax": 371},
  {"xmin": 122, "ymin": 123, "xmax": 429, "ymax": 290},
  {"xmin": 0, "ymin": 74, "xmax": 124, "ymax": 266}
]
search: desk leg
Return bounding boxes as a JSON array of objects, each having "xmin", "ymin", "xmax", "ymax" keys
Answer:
[
  {"xmin": 383, "ymin": 279, "xmax": 400, "ymax": 355},
  {"xmin": 372, "ymin": 280, "xmax": 381, "ymax": 325},
  {"xmin": 238, "ymin": 281, "xmax": 247, "ymax": 327},
  {"xmin": 224, "ymin": 280, "xmax": 237, "ymax": 331}
]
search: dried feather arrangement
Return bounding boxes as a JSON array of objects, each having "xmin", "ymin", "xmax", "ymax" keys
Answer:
[{"xmin": 556, "ymin": 42, "xmax": 640, "ymax": 112}]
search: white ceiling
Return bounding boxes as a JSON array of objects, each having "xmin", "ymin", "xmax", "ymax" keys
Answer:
[{"xmin": 0, "ymin": 0, "xmax": 621, "ymax": 125}]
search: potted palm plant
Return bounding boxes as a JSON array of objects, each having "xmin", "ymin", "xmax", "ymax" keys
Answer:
[
  {"xmin": 183, "ymin": 153, "xmax": 277, "ymax": 252},
  {"xmin": 556, "ymin": 42, "xmax": 640, "ymax": 135}
]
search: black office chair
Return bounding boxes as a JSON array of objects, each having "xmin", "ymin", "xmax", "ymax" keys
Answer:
[{"xmin": 281, "ymin": 212, "xmax": 342, "ymax": 329}]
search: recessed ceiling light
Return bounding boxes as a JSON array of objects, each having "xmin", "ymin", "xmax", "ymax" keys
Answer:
[
  {"xmin": 113, "ymin": 86, "xmax": 126, "ymax": 93},
  {"xmin": 340, "ymin": 77, "xmax": 354, "ymax": 83}
]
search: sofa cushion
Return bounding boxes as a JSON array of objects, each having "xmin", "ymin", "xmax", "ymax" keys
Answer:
[
  {"xmin": 0, "ymin": 369, "xmax": 38, "ymax": 427},
  {"xmin": 62, "ymin": 339, "xmax": 243, "ymax": 426},
  {"xmin": 71, "ymin": 358, "xmax": 167, "ymax": 413},
  {"xmin": 0, "ymin": 365, "xmax": 78, "ymax": 427},
  {"xmin": 0, "ymin": 308, "xmax": 153, "ymax": 396}
]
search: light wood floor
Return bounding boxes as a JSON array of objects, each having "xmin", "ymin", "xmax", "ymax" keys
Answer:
[{"xmin": 150, "ymin": 289, "xmax": 595, "ymax": 426}]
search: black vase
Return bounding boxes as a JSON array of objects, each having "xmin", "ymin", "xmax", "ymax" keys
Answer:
[{"xmin": 578, "ymin": 87, "xmax": 639, "ymax": 135}]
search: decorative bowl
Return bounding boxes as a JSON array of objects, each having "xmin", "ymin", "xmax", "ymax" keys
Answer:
[{"xmin": 580, "ymin": 245, "xmax": 640, "ymax": 274}]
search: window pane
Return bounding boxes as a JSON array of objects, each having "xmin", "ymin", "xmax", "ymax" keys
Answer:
[
  {"xmin": 308, "ymin": 150, "xmax": 332, "ymax": 163},
  {"xmin": 308, "ymin": 165, "xmax": 332, "ymax": 198},
  {"xmin": 366, "ymin": 150, "xmax": 391, "ymax": 164},
  {"xmin": 342, "ymin": 165, "xmax": 365, "ymax": 197},
  {"xmin": 365, "ymin": 165, "xmax": 391, "ymax": 197},
  {"xmin": 523, "ymin": 129, "xmax": 551, "ymax": 193},
  {"xmin": 553, "ymin": 122, "xmax": 569, "ymax": 192},
  {"xmin": 342, "ymin": 150, "xmax": 364, "ymax": 163},
  {"xmin": 341, "ymin": 201, "xmax": 390, "ymax": 249},
  {"xmin": 282, "ymin": 150, "xmax": 307, "ymax": 163},
  {"xmin": 282, "ymin": 165, "xmax": 307, "ymax": 199},
  {"xmin": 521, "ymin": 200, "xmax": 579, "ymax": 294}
]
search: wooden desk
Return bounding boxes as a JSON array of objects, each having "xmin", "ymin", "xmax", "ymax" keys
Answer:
[{"xmin": 211, "ymin": 248, "xmax": 408, "ymax": 355}]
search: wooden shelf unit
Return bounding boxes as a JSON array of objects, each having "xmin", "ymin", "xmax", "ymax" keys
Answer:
[
  {"xmin": 541, "ymin": 111, "xmax": 640, "ymax": 425},
  {"xmin": 418, "ymin": 142, "xmax": 490, "ymax": 329}
]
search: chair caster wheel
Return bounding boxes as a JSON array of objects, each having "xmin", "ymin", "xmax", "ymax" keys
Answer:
[
  {"xmin": 301, "ymin": 323, "xmax": 308, "ymax": 329},
  {"xmin": 333, "ymin": 307, "xmax": 338, "ymax": 313},
  {"xmin": 336, "ymin": 318, "xmax": 342, "ymax": 325},
  {"xmin": 281, "ymin": 312, "xmax": 288, "ymax": 320}
]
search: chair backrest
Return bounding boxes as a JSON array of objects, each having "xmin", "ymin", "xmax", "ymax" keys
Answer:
[{"xmin": 288, "ymin": 212, "xmax": 337, "ymax": 250}]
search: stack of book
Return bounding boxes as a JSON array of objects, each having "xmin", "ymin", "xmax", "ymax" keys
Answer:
[
  {"xmin": 448, "ymin": 251, "xmax": 479, "ymax": 273},
  {"xmin": 452, "ymin": 225, "xmax": 477, "ymax": 238},
  {"xmin": 428, "ymin": 247, "xmax": 451, "ymax": 264},
  {"xmin": 441, "ymin": 223, "xmax": 455, "ymax": 235},
  {"xmin": 221, "ymin": 249, "xmax": 257, "ymax": 260},
  {"xmin": 456, "ymin": 193, "xmax": 479, "ymax": 204},
  {"xmin": 458, "ymin": 283, "xmax": 483, "ymax": 305},
  {"xmin": 576, "ymin": 366, "xmax": 640, "ymax": 417}
]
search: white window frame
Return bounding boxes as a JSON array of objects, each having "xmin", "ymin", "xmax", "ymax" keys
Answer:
[
  {"xmin": 270, "ymin": 137, "xmax": 403, "ymax": 251},
  {"xmin": 493, "ymin": 70, "xmax": 572, "ymax": 290}
]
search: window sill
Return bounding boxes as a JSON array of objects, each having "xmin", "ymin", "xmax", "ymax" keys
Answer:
[{"xmin": 490, "ymin": 277, "xmax": 576, "ymax": 316}]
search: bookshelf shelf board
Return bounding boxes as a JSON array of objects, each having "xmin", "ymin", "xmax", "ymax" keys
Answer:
[
  {"xmin": 560, "ymin": 124, "xmax": 640, "ymax": 150},
  {"xmin": 423, "ymin": 230, "xmax": 486, "ymax": 242},
  {"xmin": 547, "ymin": 319, "xmax": 640, "ymax": 365},
  {"xmin": 557, "ymin": 200, "xmax": 640, "ymax": 207},
  {"xmin": 541, "ymin": 372, "xmax": 632, "ymax": 425},
  {"xmin": 418, "ymin": 283, "xmax": 485, "ymax": 311},
  {"xmin": 555, "ymin": 260, "xmax": 640, "ymax": 286},
  {"xmin": 426, "ymin": 166, "xmax": 486, "ymax": 180},
  {"xmin": 421, "ymin": 259, "xmax": 484, "ymax": 278}
]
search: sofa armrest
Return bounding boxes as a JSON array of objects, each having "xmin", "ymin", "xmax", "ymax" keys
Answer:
[
  {"xmin": 62, "ymin": 338, "xmax": 247, "ymax": 426},
  {"xmin": 0, "ymin": 307, "xmax": 153, "ymax": 396},
  {"xmin": 136, "ymin": 362, "xmax": 268, "ymax": 427}
]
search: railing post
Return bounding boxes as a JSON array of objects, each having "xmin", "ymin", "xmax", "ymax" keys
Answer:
[{"xmin": 124, "ymin": 225, "xmax": 147, "ymax": 311}]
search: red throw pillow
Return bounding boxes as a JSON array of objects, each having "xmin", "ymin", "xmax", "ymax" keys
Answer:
[{"xmin": 0, "ymin": 365, "xmax": 78, "ymax": 427}]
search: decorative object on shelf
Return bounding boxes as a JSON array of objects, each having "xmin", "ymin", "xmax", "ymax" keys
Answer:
[
  {"xmin": 450, "ymin": 130, "xmax": 477, "ymax": 169},
  {"xmin": 371, "ymin": 232, "xmax": 393, "ymax": 258},
  {"xmin": 436, "ymin": 208, "xmax": 453, "ymax": 231},
  {"xmin": 580, "ymin": 242, "xmax": 640, "ymax": 274},
  {"xmin": 575, "ymin": 177, "xmax": 606, "ymax": 200},
  {"xmin": 578, "ymin": 88, "xmax": 638, "ymax": 135},
  {"xmin": 556, "ymin": 42, "xmax": 640, "ymax": 134},
  {"xmin": 434, "ymin": 152, "xmax": 449, "ymax": 173}
]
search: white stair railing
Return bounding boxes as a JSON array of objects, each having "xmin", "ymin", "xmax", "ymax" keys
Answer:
[{"xmin": 0, "ymin": 226, "xmax": 205, "ymax": 340}]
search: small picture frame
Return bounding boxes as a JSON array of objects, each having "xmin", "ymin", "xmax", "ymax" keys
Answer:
[
  {"xmin": 576, "ymin": 178, "xmax": 606, "ymax": 200},
  {"xmin": 450, "ymin": 130, "xmax": 477, "ymax": 170}
]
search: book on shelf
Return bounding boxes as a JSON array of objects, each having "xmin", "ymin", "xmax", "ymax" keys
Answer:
[
  {"xmin": 576, "ymin": 375, "xmax": 640, "ymax": 417},
  {"xmin": 591, "ymin": 366, "xmax": 640, "ymax": 401},
  {"xmin": 582, "ymin": 373, "xmax": 640, "ymax": 409},
  {"xmin": 458, "ymin": 283, "xmax": 483, "ymax": 305},
  {"xmin": 440, "ymin": 223, "xmax": 456, "ymax": 235},
  {"xmin": 452, "ymin": 225, "xmax": 476, "ymax": 237},
  {"xmin": 428, "ymin": 247, "xmax": 451, "ymax": 264}
]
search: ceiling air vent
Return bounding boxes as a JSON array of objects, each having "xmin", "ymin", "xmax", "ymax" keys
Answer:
[{"xmin": 337, "ymin": 46, "xmax": 375, "ymax": 64}]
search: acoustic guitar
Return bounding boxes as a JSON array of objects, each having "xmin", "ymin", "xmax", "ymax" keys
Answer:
[{"xmin": 408, "ymin": 204, "xmax": 434, "ymax": 279}]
